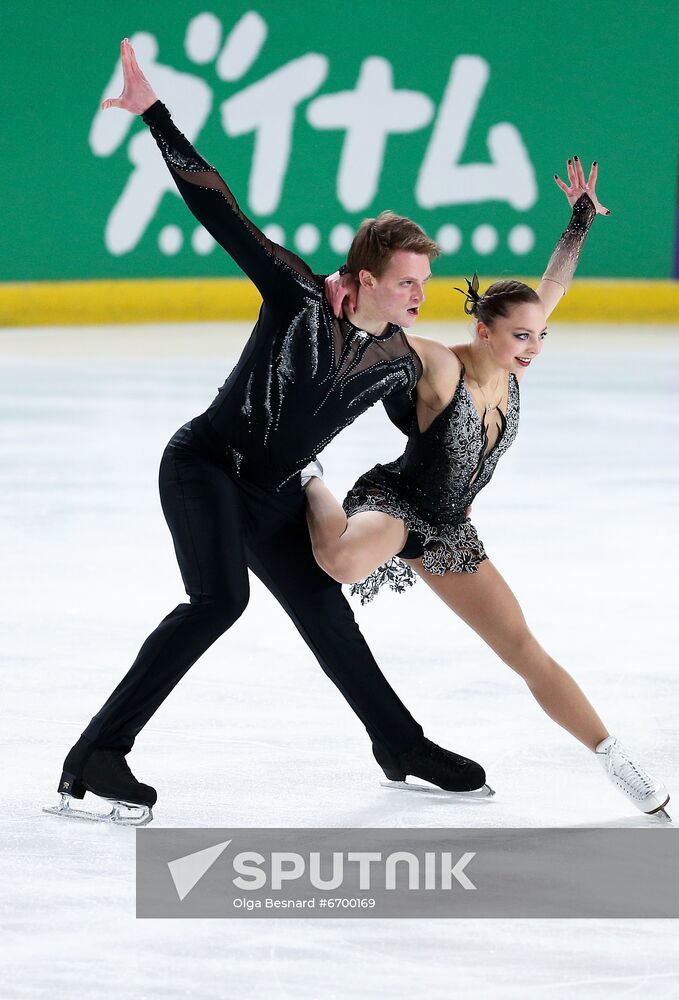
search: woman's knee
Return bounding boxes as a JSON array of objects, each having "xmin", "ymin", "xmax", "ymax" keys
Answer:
[
  {"xmin": 497, "ymin": 628, "xmax": 547, "ymax": 679},
  {"xmin": 313, "ymin": 543, "xmax": 368, "ymax": 585},
  {"xmin": 314, "ymin": 549, "xmax": 376, "ymax": 584}
]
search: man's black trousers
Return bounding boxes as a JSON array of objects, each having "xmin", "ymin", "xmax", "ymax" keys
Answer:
[{"xmin": 83, "ymin": 422, "xmax": 423, "ymax": 756}]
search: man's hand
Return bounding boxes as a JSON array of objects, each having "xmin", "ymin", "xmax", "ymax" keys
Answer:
[
  {"xmin": 324, "ymin": 271, "xmax": 358, "ymax": 319},
  {"xmin": 101, "ymin": 38, "xmax": 158, "ymax": 115},
  {"xmin": 554, "ymin": 156, "xmax": 610, "ymax": 216}
]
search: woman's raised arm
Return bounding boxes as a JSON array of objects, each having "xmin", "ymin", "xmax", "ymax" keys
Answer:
[{"xmin": 537, "ymin": 156, "xmax": 609, "ymax": 319}]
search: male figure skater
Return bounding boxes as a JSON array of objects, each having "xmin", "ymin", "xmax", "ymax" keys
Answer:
[{"xmin": 49, "ymin": 40, "xmax": 489, "ymax": 823}]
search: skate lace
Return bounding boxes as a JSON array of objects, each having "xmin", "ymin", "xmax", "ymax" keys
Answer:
[{"xmin": 607, "ymin": 747, "xmax": 654, "ymax": 797}]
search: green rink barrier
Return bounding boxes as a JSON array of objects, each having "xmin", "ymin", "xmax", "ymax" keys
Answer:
[
  {"xmin": 2, "ymin": 278, "xmax": 677, "ymax": 327},
  {"xmin": 1, "ymin": 1, "xmax": 676, "ymax": 302}
]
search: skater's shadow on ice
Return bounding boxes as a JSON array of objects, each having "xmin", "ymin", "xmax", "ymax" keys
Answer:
[{"xmin": 567, "ymin": 815, "xmax": 672, "ymax": 829}]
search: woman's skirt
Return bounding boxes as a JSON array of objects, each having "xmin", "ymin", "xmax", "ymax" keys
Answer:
[{"xmin": 342, "ymin": 462, "xmax": 487, "ymax": 604}]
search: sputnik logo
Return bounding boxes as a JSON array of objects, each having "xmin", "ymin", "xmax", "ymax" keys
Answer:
[{"xmin": 168, "ymin": 840, "xmax": 232, "ymax": 901}]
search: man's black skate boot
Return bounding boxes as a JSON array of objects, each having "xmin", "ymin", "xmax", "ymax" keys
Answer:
[
  {"xmin": 58, "ymin": 736, "xmax": 95, "ymax": 800},
  {"xmin": 59, "ymin": 736, "xmax": 157, "ymax": 807},
  {"xmin": 373, "ymin": 737, "xmax": 486, "ymax": 792}
]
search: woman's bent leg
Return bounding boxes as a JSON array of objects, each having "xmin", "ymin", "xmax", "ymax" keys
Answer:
[
  {"xmin": 411, "ymin": 557, "xmax": 609, "ymax": 751},
  {"xmin": 305, "ymin": 477, "xmax": 407, "ymax": 583}
]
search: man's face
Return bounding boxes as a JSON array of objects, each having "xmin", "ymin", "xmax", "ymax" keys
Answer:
[{"xmin": 359, "ymin": 251, "xmax": 432, "ymax": 328}]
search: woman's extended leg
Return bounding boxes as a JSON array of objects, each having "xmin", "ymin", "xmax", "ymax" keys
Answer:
[
  {"xmin": 409, "ymin": 557, "xmax": 609, "ymax": 751},
  {"xmin": 305, "ymin": 477, "xmax": 407, "ymax": 583}
]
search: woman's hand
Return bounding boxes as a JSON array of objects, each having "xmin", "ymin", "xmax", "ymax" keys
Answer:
[
  {"xmin": 101, "ymin": 38, "xmax": 158, "ymax": 115},
  {"xmin": 324, "ymin": 271, "xmax": 358, "ymax": 319},
  {"xmin": 554, "ymin": 156, "xmax": 610, "ymax": 216}
]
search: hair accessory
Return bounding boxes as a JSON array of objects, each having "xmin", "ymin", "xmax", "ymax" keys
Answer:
[{"xmin": 453, "ymin": 272, "xmax": 482, "ymax": 315}]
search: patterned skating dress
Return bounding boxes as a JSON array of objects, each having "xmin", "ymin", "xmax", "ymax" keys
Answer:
[{"xmin": 343, "ymin": 356, "xmax": 520, "ymax": 603}]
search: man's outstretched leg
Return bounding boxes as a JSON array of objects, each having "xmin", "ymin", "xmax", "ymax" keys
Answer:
[
  {"xmin": 245, "ymin": 496, "xmax": 488, "ymax": 793},
  {"xmin": 50, "ymin": 428, "xmax": 251, "ymax": 820}
]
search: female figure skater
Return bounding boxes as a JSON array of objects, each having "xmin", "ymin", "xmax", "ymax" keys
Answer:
[{"xmin": 305, "ymin": 161, "xmax": 670, "ymax": 819}]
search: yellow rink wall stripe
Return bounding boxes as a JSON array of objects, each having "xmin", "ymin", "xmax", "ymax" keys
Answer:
[{"xmin": 1, "ymin": 277, "xmax": 678, "ymax": 326}]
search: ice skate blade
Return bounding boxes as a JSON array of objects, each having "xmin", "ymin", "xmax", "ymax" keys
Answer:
[
  {"xmin": 652, "ymin": 808, "xmax": 672, "ymax": 822},
  {"xmin": 380, "ymin": 780, "xmax": 495, "ymax": 800},
  {"xmin": 647, "ymin": 799, "xmax": 671, "ymax": 822},
  {"xmin": 645, "ymin": 794, "xmax": 671, "ymax": 822},
  {"xmin": 43, "ymin": 793, "xmax": 153, "ymax": 827}
]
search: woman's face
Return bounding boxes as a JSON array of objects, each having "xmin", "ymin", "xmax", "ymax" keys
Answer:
[{"xmin": 478, "ymin": 301, "xmax": 548, "ymax": 374}]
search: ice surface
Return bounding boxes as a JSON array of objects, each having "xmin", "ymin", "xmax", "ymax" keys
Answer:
[{"xmin": 1, "ymin": 322, "xmax": 677, "ymax": 998}]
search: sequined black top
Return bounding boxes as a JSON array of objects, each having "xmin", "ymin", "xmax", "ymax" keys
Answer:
[
  {"xmin": 143, "ymin": 102, "xmax": 422, "ymax": 490},
  {"xmin": 394, "ymin": 366, "xmax": 520, "ymax": 519}
]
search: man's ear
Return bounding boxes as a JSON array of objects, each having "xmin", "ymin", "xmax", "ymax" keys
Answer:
[{"xmin": 358, "ymin": 269, "xmax": 375, "ymax": 289}]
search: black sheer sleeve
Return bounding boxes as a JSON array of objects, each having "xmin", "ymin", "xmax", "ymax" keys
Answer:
[
  {"xmin": 542, "ymin": 193, "xmax": 596, "ymax": 292},
  {"xmin": 142, "ymin": 101, "xmax": 323, "ymax": 300}
]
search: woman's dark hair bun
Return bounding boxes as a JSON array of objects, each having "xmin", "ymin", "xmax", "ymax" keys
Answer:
[
  {"xmin": 454, "ymin": 274, "xmax": 541, "ymax": 324},
  {"xmin": 454, "ymin": 272, "xmax": 483, "ymax": 316}
]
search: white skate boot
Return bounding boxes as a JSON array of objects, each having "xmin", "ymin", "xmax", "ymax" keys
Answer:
[
  {"xmin": 300, "ymin": 459, "xmax": 323, "ymax": 489},
  {"xmin": 596, "ymin": 736, "xmax": 670, "ymax": 819}
]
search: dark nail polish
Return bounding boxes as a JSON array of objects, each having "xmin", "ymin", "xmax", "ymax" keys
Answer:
[
  {"xmin": 568, "ymin": 159, "xmax": 572, "ymax": 164},
  {"xmin": 593, "ymin": 160, "xmax": 598, "ymax": 165},
  {"xmin": 574, "ymin": 155, "xmax": 579, "ymax": 161},
  {"xmin": 554, "ymin": 174, "xmax": 558, "ymax": 179}
]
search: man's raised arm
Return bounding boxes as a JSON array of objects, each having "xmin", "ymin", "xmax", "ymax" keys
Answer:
[{"xmin": 103, "ymin": 39, "xmax": 322, "ymax": 300}]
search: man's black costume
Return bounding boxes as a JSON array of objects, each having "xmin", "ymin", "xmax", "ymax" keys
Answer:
[{"xmin": 56, "ymin": 103, "xmax": 486, "ymax": 811}]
